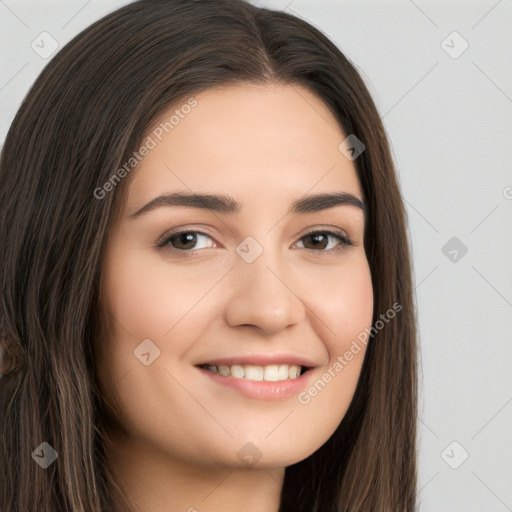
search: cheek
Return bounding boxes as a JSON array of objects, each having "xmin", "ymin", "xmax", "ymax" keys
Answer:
[
  {"xmin": 307, "ymin": 254, "xmax": 374, "ymax": 345},
  {"xmin": 101, "ymin": 246, "xmax": 209, "ymax": 338},
  {"xmin": 298, "ymin": 256, "xmax": 373, "ymax": 412}
]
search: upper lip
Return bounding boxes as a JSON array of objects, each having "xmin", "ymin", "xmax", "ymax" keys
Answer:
[{"xmin": 196, "ymin": 354, "xmax": 318, "ymax": 369}]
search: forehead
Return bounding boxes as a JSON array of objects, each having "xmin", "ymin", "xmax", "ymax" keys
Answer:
[{"xmin": 125, "ymin": 83, "xmax": 362, "ymax": 211}]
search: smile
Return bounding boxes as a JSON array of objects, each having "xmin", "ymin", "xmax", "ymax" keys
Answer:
[{"xmin": 199, "ymin": 363, "xmax": 305, "ymax": 381}]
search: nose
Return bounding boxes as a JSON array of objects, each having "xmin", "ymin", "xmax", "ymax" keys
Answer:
[{"xmin": 224, "ymin": 252, "xmax": 306, "ymax": 336}]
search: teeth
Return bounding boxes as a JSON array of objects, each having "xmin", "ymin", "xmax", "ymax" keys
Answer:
[
  {"xmin": 263, "ymin": 365, "xmax": 279, "ymax": 381},
  {"xmin": 289, "ymin": 365, "xmax": 300, "ymax": 379},
  {"xmin": 278, "ymin": 365, "xmax": 289, "ymax": 380},
  {"xmin": 244, "ymin": 365, "xmax": 263, "ymax": 380},
  {"xmin": 203, "ymin": 363, "xmax": 304, "ymax": 381},
  {"xmin": 230, "ymin": 364, "xmax": 244, "ymax": 378},
  {"xmin": 218, "ymin": 365, "xmax": 230, "ymax": 377}
]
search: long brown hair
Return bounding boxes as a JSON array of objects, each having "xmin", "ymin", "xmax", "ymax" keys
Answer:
[{"xmin": 0, "ymin": 1, "xmax": 418, "ymax": 510}]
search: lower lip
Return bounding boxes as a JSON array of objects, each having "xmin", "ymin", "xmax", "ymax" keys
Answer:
[{"xmin": 197, "ymin": 366, "xmax": 314, "ymax": 401}]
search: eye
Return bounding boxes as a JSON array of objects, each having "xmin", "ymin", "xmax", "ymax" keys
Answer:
[
  {"xmin": 156, "ymin": 230, "xmax": 215, "ymax": 253},
  {"xmin": 155, "ymin": 227, "xmax": 354, "ymax": 258},
  {"xmin": 292, "ymin": 229, "xmax": 354, "ymax": 253}
]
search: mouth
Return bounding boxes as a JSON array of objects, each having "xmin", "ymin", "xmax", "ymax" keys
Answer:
[
  {"xmin": 195, "ymin": 356, "xmax": 317, "ymax": 401},
  {"xmin": 197, "ymin": 363, "xmax": 311, "ymax": 382}
]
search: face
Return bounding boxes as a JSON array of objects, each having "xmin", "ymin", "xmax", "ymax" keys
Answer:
[{"xmin": 96, "ymin": 82, "xmax": 373, "ymax": 470}]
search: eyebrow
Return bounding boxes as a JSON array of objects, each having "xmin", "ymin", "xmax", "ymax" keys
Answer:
[{"xmin": 128, "ymin": 191, "xmax": 366, "ymax": 219}]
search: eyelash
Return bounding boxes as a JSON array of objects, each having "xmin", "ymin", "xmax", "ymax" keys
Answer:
[{"xmin": 155, "ymin": 227, "xmax": 354, "ymax": 258}]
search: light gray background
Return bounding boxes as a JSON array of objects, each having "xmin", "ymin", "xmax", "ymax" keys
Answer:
[{"xmin": 1, "ymin": 1, "xmax": 511, "ymax": 510}]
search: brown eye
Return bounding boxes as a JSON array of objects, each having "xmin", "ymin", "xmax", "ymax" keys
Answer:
[
  {"xmin": 294, "ymin": 230, "xmax": 353, "ymax": 253},
  {"xmin": 157, "ymin": 231, "xmax": 215, "ymax": 252},
  {"xmin": 170, "ymin": 232, "xmax": 199, "ymax": 250},
  {"xmin": 302, "ymin": 232, "xmax": 330, "ymax": 250}
]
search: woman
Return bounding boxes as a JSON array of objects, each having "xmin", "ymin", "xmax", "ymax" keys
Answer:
[{"xmin": 0, "ymin": 0, "xmax": 418, "ymax": 510}]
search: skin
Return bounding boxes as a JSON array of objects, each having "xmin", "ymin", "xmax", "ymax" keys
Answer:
[{"xmin": 96, "ymin": 82, "xmax": 374, "ymax": 512}]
